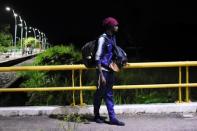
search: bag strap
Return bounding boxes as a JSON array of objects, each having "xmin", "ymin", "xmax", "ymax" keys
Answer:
[{"xmin": 99, "ymin": 34, "xmax": 117, "ymax": 49}]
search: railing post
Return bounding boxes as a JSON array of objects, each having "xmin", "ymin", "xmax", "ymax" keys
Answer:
[
  {"xmin": 185, "ymin": 66, "xmax": 190, "ymax": 102},
  {"xmin": 79, "ymin": 70, "xmax": 85, "ymax": 106},
  {"xmin": 71, "ymin": 70, "xmax": 76, "ymax": 106},
  {"xmin": 178, "ymin": 66, "xmax": 182, "ymax": 103}
]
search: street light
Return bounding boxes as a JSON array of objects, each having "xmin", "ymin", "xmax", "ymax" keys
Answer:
[
  {"xmin": 35, "ymin": 28, "xmax": 41, "ymax": 41},
  {"xmin": 19, "ymin": 16, "xmax": 23, "ymax": 53},
  {"xmin": 29, "ymin": 27, "xmax": 37, "ymax": 49},
  {"xmin": 40, "ymin": 32, "xmax": 44, "ymax": 50},
  {"xmin": 5, "ymin": 6, "xmax": 18, "ymax": 53},
  {"xmin": 21, "ymin": 20, "xmax": 28, "ymax": 55},
  {"xmin": 35, "ymin": 29, "xmax": 42, "ymax": 51},
  {"xmin": 43, "ymin": 33, "xmax": 47, "ymax": 49},
  {"xmin": 5, "ymin": 7, "xmax": 10, "ymax": 11},
  {"xmin": 43, "ymin": 33, "xmax": 46, "ymax": 49},
  {"xmin": 23, "ymin": 20, "xmax": 27, "ymax": 39},
  {"xmin": 34, "ymin": 29, "xmax": 47, "ymax": 50}
]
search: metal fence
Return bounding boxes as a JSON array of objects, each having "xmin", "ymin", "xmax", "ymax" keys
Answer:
[{"xmin": 0, "ymin": 61, "xmax": 197, "ymax": 105}]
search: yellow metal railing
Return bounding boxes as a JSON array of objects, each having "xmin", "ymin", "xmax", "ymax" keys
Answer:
[{"xmin": 1, "ymin": 61, "xmax": 197, "ymax": 105}]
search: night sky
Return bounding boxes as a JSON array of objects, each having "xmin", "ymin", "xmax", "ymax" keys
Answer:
[{"xmin": 0, "ymin": 0, "xmax": 197, "ymax": 61}]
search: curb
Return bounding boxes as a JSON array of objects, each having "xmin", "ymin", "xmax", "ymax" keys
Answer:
[
  {"xmin": 0, "ymin": 53, "xmax": 39, "ymax": 66},
  {"xmin": 0, "ymin": 102, "xmax": 197, "ymax": 116}
]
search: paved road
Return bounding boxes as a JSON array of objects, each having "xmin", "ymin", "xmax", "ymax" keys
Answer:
[
  {"xmin": 0, "ymin": 113, "xmax": 197, "ymax": 131},
  {"xmin": 0, "ymin": 54, "xmax": 36, "ymax": 63},
  {"xmin": 0, "ymin": 53, "xmax": 26, "ymax": 62}
]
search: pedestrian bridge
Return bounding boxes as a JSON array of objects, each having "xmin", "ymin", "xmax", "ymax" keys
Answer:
[{"xmin": 0, "ymin": 61, "xmax": 197, "ymax": 106}]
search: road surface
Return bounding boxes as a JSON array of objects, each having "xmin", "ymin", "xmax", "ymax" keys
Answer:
[{"xmin": 0, "ymin": 113, "xmax": 197, "ymax": 131}]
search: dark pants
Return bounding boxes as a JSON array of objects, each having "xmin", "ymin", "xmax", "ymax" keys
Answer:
[{"xmin": 93, "ymin": 70, "xmax": 116, "ymax": 120}]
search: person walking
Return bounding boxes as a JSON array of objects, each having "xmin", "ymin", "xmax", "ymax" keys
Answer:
[{"xmin": 93, "ymin": 17, "xmax": 125, "ymax": 126}]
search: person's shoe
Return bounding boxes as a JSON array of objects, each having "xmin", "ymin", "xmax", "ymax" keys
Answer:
[
  {"xmin": 94, "ymin": 116, "xmax": 104, "ymax": 123},
  {"xmin": 110, "ymin": 118, "xmax": 125, "ymax": 126}
]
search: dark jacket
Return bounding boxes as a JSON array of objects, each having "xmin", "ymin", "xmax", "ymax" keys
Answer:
[{"xmin": 95, "ymin": 33, "xmax": 116, "ymax": 70}]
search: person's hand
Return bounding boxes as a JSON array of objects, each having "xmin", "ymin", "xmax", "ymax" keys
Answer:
[{"xmin": 109, "ymin": 62, "xmax": 120, "ymax": 72}]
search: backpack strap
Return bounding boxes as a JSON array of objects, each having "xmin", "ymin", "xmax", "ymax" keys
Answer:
[{"xmin": 99, "ymin": 34, "xmax": 117, "ymax": 47}]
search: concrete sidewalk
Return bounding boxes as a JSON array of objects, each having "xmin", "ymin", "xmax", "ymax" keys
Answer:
[{"xmin": 0, "ymin": 102, "xmax": 197, "ymax": 116}]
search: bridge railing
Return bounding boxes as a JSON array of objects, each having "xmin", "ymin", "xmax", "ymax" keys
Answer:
[{"xmin": 0, "ymin": 61, "xmax": 197, "ymax": 105}]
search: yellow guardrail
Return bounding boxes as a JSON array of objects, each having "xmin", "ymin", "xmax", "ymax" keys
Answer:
[{"xmin": 1, "ymin": 61, "xmax": 197, "ymax": 105}]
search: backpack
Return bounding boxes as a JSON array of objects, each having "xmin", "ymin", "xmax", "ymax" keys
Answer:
[
  {"xmin": 113, "ymin": 45, "xmax": 128, "ymax": 69},
  {"xmin": 82, "ymin": 36, "xmax": 128, "ymax": 69},
  {"xmin": 81, "ymin": 40, "xmax": 97, "ymax": 68}
]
